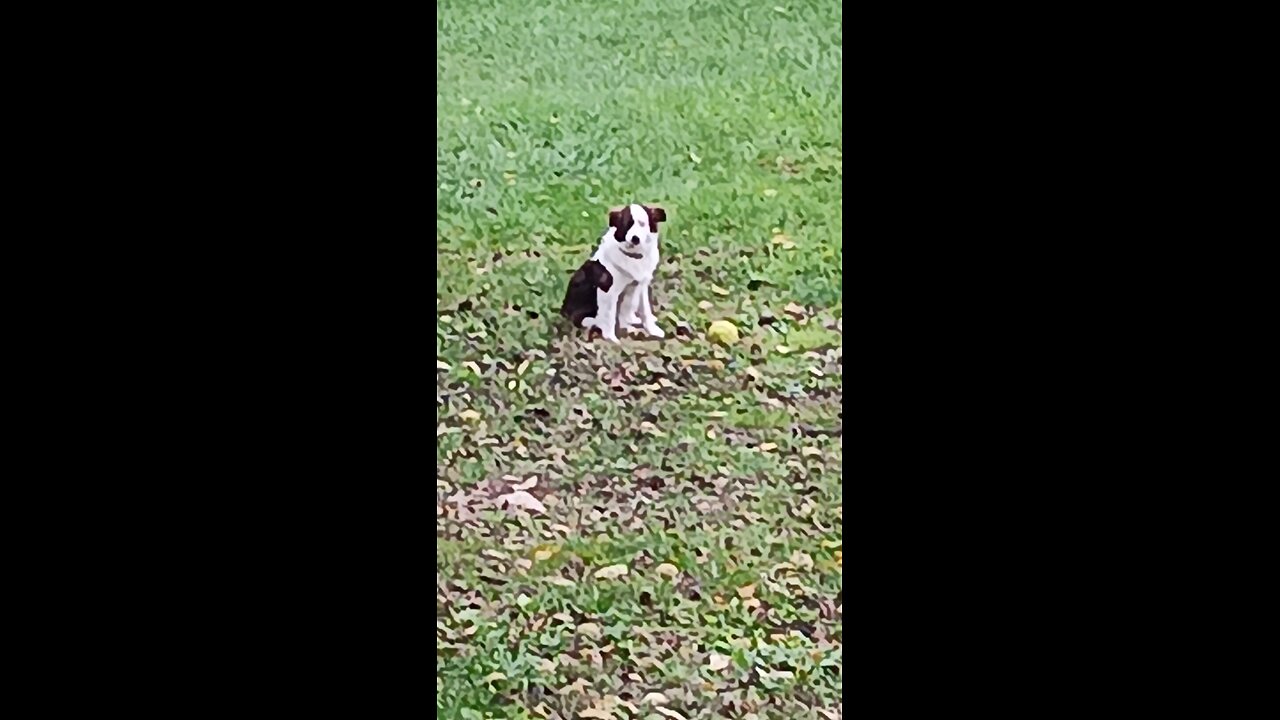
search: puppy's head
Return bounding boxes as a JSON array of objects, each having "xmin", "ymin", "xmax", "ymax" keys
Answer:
[{"xmin": 607, "ymin": 203, "xmax": 666, "ymax": 258}]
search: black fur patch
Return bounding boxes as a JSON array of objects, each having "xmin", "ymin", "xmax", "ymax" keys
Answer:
[{"xmin": 560, "ymin": 260, "xmax": 613, "ymax": 326}]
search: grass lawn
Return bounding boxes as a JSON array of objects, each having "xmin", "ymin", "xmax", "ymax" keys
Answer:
[{"xmin": 437, "ymin": 1, "xmax": 842, "ymax": 717}]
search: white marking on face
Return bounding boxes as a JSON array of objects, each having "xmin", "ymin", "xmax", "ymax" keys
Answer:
[
  {"xmin": 630, "ymin": 203, "xmax": 648, "ymax": 230},
  {"xmin": 624, "ymin": 204, "xmax": 656, "ymax": 250}
]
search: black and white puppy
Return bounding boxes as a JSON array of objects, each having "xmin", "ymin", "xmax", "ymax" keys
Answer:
[{"xmin": 560, "ymin": 203, "xmax": 666, "ymax": 342}]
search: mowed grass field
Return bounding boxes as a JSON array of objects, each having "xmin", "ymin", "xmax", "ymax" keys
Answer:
[{"xmin": 437, "ymin": 1, "xmax": 842, "ymax": 717}]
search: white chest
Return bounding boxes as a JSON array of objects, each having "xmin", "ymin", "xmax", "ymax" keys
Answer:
[{"xmin": 593, "ymin": 245, "xmax": 659, "ymax": 285}]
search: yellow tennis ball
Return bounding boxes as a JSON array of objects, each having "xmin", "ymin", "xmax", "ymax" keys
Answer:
[{"xmin": 707, "ymin": 320, "xmax": 740, "ymax": 345}]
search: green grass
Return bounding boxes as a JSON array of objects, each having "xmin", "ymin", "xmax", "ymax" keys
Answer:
[{"xmin": 437, "ymin": 1, "xmax": 841, "ymax": 717}]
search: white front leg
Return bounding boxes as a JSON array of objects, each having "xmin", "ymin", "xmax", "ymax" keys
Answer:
[
  {"xmin": 594, "ymin": 284, "xmax": 622, "ymax": 342},
  {"xmin": 619, "ymin": 282, "xmax": 642, "ymax": 327},
  {"xmin": 639, "ymin": 283, "xmax": 664, "ymax": 338}
]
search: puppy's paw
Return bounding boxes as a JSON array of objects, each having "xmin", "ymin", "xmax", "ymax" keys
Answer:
[
  {"xmin": 621, "ymin": 314, "xmax": 641, "ymax": 326},
  {"xmin": 644, "ymin": 324, "xmax": 665, "ymax": 338},
  {"xmin": 589, "ymin": 324, "xmax": 620, "ymax": 343}
]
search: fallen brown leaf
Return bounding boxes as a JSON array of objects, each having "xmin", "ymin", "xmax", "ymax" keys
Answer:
[
  {"xmin": 655, "ymin": 563, "xmax": 680, "ymax": 578},
  {"xmin": 497, "ymin": 490, "xmax": 546, "ymax": 513},
  {"xmin": 593, "ymin": 563, "xmax": 629, "ymax": 580}
]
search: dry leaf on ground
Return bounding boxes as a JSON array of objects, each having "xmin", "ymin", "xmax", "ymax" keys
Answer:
[
  {"xmin": 497, "ymin": 490, "xmax": 546, "ymax": 513},
  {"xmin": 593, "ymin": 563, "xmax": 629, "ymax": 580},
  {"xmin": 707, "ymin": 652, "xmax": 730, "ymax": 671}
]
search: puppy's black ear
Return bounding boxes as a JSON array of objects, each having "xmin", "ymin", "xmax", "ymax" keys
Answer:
[
  {"xmin": 607, "ymin": 207, "xmax": 627, "ymax": 240},
  {"xmin": 645, "ymin": 205, "xmax": 666, "ymax": 226}
]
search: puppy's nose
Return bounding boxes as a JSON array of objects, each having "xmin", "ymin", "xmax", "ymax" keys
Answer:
[{"xmin": 629, "ymin": 237, "xmax": 639, "ymax": 245}]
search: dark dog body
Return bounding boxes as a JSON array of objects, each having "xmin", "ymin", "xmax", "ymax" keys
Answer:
[{"xmin": 559, "ymin": 260, "xmax": 614, "ymax": 327}]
